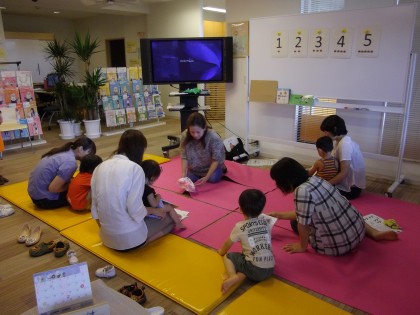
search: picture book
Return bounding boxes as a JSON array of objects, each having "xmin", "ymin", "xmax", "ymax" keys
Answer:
[
  {"xmin": 117, "ymin": 67, "xmax": 128, "ymax": 81},
  {"xmin": 4, "ymin": 88, "xmax": 21, "ymax": 104},
  {"xmin": 102, "ymin": 96, "xmax": 113, "ymax": 111},
  {"xmin": 2, "ymin": 76, "xmax": 17, "ymax": 88},
  {"xmin": 132, "ymin": 79, "xmax": 143, "ymax": 95},
  {"xmin": 98, "ymin": 83, "xmax": 110, "ymax": 97},
  {"xmin": 109, "ymin": 80, "xmax": 120, "ymax": 96},
  {"xmin": 153, "ymin": 94, "xmax": 162, "ymax": 106},
  {"xmin": 122, "ymin": 94, "xmax": 132, "ymax": 108},
  {"xmin": 106, "ymin": 68, "xmax": 118, "ymax": 82},
  {"xmin": 115, "ymin": 109, "xmax": 127, "ymax": 126},
  {"xmin": 151, "ymin": 85, "xmax": 159, "ymax": 95},
  {"xmin": 143, "ymin": 88, "xmax": 153, "ymax": 107},
  {"xmin": 276, "ymin": 88, "xmax": 290, "ymax": 104},
  {"xmin": 27, "ymin": 116, "xmax": 43, "ymax": 136},
  {"xmin": 16, "ymin": 71, "xmax": 33, "ymax": 87},
  {"xmin": 23, "ymin": 104, "xmax": 38, "ymax": 118},
  {"xmin": 1, "ymin": 70, "xmax": 16, "ymax": 79},
  {"xmin": 156, "ymin": 104, "xmax": 165, "ymax": 118},
  {"xmin": 137, "ymin": 106, "xmax": 147, "ymax": 121},
  {"xmin": 112, "ymin": 95, "xmax": 123, "ymax": 110},
  {"xmin": 119, "ymin": 80, "xmax": 130, "ymax": 96},
  {"xmin": 19, "ymin": 87, "xmax": 35, "ymax": 103},
  {"xmin": 14, "ymin": 128, "xmax": 29, "ymax": 139},
  {"xmin": 128, "ymin": 67, "xmax": 140, "ymax": 80},
  {"xmin": 364, "ymin": 214, "xmax": 403, "ymax": 233},
  {"xmin": 1, "ymin": 130, "xmax": 15, "ymax": 141},
  {"xmin": 14, "ymin": 104, "xmax": 25, "ymax": 122},
  {"xmin": 105, "ymin": 110, "xmax": 117, "ymax": 127},
  {"xmin": 126, "ymin": 107, "xmax": 137, "ymax": 123},
  {"xmin": 147, "ymin": 104, "xmax": 157, "ymax": 119},
  {"xmin": 134, "ymin": 94, "xmax": 145, "ymax": 108}
]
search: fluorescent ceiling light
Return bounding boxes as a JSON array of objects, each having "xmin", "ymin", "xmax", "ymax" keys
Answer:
[{"xmin": 203, "ymin": 6, "xmax": 226, "ymax": 13}]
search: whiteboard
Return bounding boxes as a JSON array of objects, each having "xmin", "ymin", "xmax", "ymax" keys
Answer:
[
  {"xmin": 2, "ymin": 39, "xmax": 53, "ymax": 83},
  {"xmin": 249, "ymin": 4, "xmax": 416, "ymax": 103}
]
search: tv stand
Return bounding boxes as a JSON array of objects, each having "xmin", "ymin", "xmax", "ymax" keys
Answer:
[{"xmin": 170, "ymin": 84, "xmax": 210, "ymax": 131}]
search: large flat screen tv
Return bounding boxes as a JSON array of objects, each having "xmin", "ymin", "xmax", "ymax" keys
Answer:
[{"xmin": 140, "ymin": 37, "xmax": 233, "ymax": 85}]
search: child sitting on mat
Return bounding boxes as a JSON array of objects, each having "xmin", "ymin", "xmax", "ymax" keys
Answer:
[
  {"xmin": 141, "ymin": 159, "xmax": 185, "ymax": 229},
  {"xmin": 307, "ymin": 136, "xmax": 339, "ymax": 181},
  {"xmin": 218, "ymin": 189, "xmax": 275, "ymax": 294},
  {"xmin": 67, "ymin": 154, "xmax": 103, "ymax": 211}
]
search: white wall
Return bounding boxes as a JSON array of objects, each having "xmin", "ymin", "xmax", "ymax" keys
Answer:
[{"xmin": 225, "ymin": 0, "xmax": 420, "ymax": 185}]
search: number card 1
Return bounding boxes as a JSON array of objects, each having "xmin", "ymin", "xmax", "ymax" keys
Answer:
[
  {"xmin": 329, "ymin": 27, "xmax": 353, "ymax": 59},
  {"xmin": 308, "ymin": 28, "xmax": 329, "ymax": 58},
  {"xmin": 355, "ymin": 26, "xmax": 381, "ymax": 58},
  {"xmin": 289, "ymin": 29, "xmax": 308, "ymax": 58},
  {"xmin": 272, "ymin": 31, "xmax": 289, "ymax": 58}
]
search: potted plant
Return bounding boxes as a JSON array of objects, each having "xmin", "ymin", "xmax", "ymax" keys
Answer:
[
  {"xmin": 43, "ymin": 39, "xmax": 77, "ymax": 139},
  {"xmin": 69, "ymin": 32, "xmax": 105, "ymax": 139}
]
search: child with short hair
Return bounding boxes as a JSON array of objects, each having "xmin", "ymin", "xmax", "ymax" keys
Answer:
[
  {"xmin": 67, "ymin": 154, "xmax": 103, "ymax": 211},
  {"xmin": 307, "ymin": 136, "xmax": 339, "ymax": 181},
  {"xmin": 218, "ymin": 189, "xmax": 275, "ymax": 294},
  {"xmin": 141, "ymin": 159, "xmax": 185, "ymax": 230}
]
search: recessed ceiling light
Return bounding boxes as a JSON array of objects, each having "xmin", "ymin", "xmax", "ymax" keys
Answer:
[
  {"xmin": 0, "ymin": 6, "xmax": 6, "ymax": 10},
  {"xmin": 203, "ymin": 6, "xmax": 226, "ymax": 13},
  {"xmin": 53, "ymin": 11, "xmax": 60, "ymax": 14}
]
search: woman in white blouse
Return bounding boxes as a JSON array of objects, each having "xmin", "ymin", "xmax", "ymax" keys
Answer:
[{"xmin": 91, "ymin": 129, "xmax": 174, "ymax": 251}]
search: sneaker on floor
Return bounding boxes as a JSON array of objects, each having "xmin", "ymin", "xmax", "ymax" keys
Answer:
[
  {"xmin": 67, "ymin": 250, "xmax": 79, "ymax": 265},
  {"xmin": 95, "ymin": 265, "xmax": 116, "ymax": 278},
  {"xmin": 145, "ymin": 306, "xmax": 165, "ymax": 315},
  {"xmin": 0, "ymin": 205, "xmax": 14, "ymax": 218}
]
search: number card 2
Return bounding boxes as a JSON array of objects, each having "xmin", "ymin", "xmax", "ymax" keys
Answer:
[
  {"xmin": 329, "ymin": 27, "xmax": 353, "ymax": 58},
  {"xmin": 355, "ymin": 26, "xmax": 381, "ymax": 58},
  {"xmin": 289, "ymin": 29, "xmax": 308, "ymax": 58},
  {"xmin": 308, "ymin": 28, "xmax": 329, "ymax": 58},
  {"xmin": 272, "ymin": 31, "xmax": 289, "ymax": 57}
]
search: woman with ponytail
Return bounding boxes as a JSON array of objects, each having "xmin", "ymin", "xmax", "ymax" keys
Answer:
[{"xmin": 28, "ymin": 136, "xmax": 96, "ymax": 209}]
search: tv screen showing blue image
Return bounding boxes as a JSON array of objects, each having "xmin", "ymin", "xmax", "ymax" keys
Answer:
[{"xmin": 141, "ymin": 37, "xmax": 233, "ymax": 85}]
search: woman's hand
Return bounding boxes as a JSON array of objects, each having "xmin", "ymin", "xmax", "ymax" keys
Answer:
[
  {"xmin": 283, "ymin": 243, "xmax": 306, "ymax": 254},
  {"xmin": 194, "ymin": 177, "xmax": 208, "ymax": 186}
]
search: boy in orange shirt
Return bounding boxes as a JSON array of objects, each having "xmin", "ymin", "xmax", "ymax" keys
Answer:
[{"xmin": 67, "ymin": 154, "xmax": 102, "ymax": 211}]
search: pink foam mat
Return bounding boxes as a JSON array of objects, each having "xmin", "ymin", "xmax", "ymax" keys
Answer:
[
  {"xmin": 153, "ymin": 157, "xmax": 248, "ymax": 210},
  {"xmin": 223, "ymin": 160, "xmax": 277, "ymax": 193},
  {"xmin": 190, "ymin": 192, "xmax": 420, "ymax": 315},
  {"xmin": 156, "ymin": 189, "xmax": 231, "ymax": 238}
]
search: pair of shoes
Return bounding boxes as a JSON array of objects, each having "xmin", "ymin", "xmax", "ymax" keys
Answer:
[
  {"xmin": 67, "ymin": 250, "xmax": 79, "ymax": 265},
  {"xmin": 29, "ymin": 240, "xmax": 57, "ymax": 257},
  {"xmin": 17, "ymin": 223, "xmax": 31, "ymax": 243},
  {"xmin": 0, "ymin": 204, "xmax": 14, "ymax": 217},
  {"xmin": 95, "ymin": 265, "xmax": 116, "ymax": 278},
  {"xmin": 24, "ymin": 226, "xmax": 42, "ymax": 246},
  {"xmin": 118, "ymin": 282, "xmax": 147, "ymax": 305},
  {"xmin": 53, "ymin": 240, "xmax": 70, "ymax": 257}
]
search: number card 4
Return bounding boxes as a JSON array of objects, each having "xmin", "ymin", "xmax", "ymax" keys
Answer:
[{"xmin": 329, "ymin": 27, "xmax": 353, "ymax": 58}]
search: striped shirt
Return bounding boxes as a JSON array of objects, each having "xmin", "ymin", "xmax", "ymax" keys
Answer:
[{"xmin": 316, "ymin": 156, "xmax": 339, "ymax": 181}]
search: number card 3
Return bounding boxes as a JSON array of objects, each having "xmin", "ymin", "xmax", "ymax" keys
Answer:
[{"xmin": 308, "ymin": 28, "xmax": 329, "ymax": 58}]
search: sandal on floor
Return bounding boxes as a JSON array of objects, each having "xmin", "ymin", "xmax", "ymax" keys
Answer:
[
  {"xmin": 29, "ymin": 240, "xmax": 56, "ymax": 257},
  {"xmin": 67, "ymin": 250, "xmax": 79, "ymax": 265},
  {"xmin": 118, "ymin": 282, "xmax": 139, "ymax": 296},
  {"xmin": 54, "ymin": 240, "xmax": 70, "ymax": 257},
  {"xmin": 0, "ymin": 204, "xmax": 14, "ymax": 218},
  {"xmin": 25, "ymin": 226, "xmax": 42, "ymax": 246},
  {"xmin": 17, "ymin": 223, "xmax": 31, "ymax": 243},
  {"xmin": 118, "ymin": 282, "xmax": 147, "ymax": 305}
]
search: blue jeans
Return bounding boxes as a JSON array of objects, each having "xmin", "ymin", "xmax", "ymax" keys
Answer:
[{"xmin": 187, "ymin": 165, "xmax": 224, "ymax": 183}]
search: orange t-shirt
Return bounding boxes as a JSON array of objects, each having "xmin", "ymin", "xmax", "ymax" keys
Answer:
[{"xmin": 67, "ymin": 172, "xmax": 92, "ymax": 211}]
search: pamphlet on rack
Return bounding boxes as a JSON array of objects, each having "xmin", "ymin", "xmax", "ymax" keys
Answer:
[{"xmin": 276, "ymin": 88, "xmax": 290, "ymax": 104}]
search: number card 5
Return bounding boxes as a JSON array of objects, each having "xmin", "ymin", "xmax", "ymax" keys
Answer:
[
  {"xmin": 272, "ymin": 31, "xmax": 289, "ymax": 58},
  {"xmin": 355, "ymin": 26, "xmax": 381, "ymax": 58}
]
